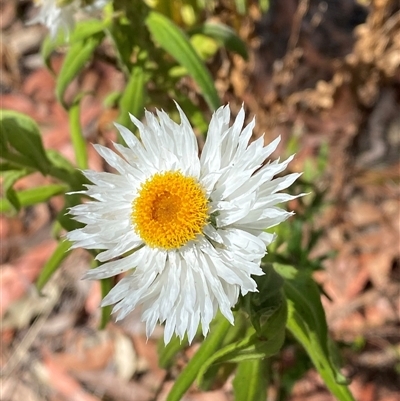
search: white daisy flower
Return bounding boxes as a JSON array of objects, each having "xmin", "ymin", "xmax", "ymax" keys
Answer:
[
  {"xmin": 30, "ymin": 0, "xmax": 108, "ymax": 39},
  {"xmin": 67, "ymin": 104, "xmax": 301, "ymax": 344}
]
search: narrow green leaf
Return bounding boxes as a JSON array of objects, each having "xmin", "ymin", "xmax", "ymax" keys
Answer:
[
  {"xmin": 70, "ymin": 19, "xmax": 110, "ymax": 43},
  {"xmin": 46, "ymin": 149, "xmax": 76, "ymax": 173},
  {"xmin": 1, "ymin": 110, "xmax": 50, "ymax": 174},
  {"xmin": 46, "ymin": 149, "xmax": 89, "ymax": 189},
  {"xmin": 56, "ymin": 193, "xmax": 85, "ymax": 232},
  {"xmin": 41, "ymin": 19, "xmax": 110, "ymax": 72},
  {"xmin": 274, "ymin": 264, "xmax": 327, "ymax": 346},
  {"xmin": 159, "ymin": 312, "xmax": 247, "ymax": 373},
  {"xmin": 0, "ymin": 184, "xmax": 68, "ymax": 214},
  {"xmin": 243, "ymin": 263, "xmax": 284, "ymax": 333},
  {"xmin": 166, "ymin": 316, "xmax": 231, "ymax": 401},
  {"xmin": 196, "ymin": 300, "xmax": 287, "ymax": 386},
  {"xmin": 5, "ymin": 186, "xmax": 20, "ymax": 211},
  {"xmin": 100, "ymin": 277, "xmax": 113, "ymax": 329},
  {"xmin": 191, "ymin": 22, "xmax": 248, "ymax": 60},
  {"xmin": 20, "ymin": 184, "xmax": 67, "ymax": 206},
  {"xmin": 0, "ymin": 162, "xmax": 20, "ymax": 171},
  {"xmin": 233, "ymin": 358, "xmax": 269, "ymax": 401},
  {"xmin": 69, "ymin": 97, "xmax": 88, "ymax": 169},
  {"xmin": 56, "ymin": 32, "xmax": 104, "ymax": 108},
  {"xmin": 190, "ymin": 34, "xmax": 219, "ymax": 60},
  {"xmin": 146, "ymin": 11, "xmax": 220, "ymax": 111},
  {"xmin": 118, "ymin": 66, "xmax": 147, "ymax": 134},
  {"xmin": 158, "ymin": 334, "xmax": 188, "ymax": 369},
  {"xmin": 41, "ymin": 35, "xmax": 57, "ymax": 72},
  {"xmin": 199, "ymin": 312, "xmax": 249, "ymax": 391},
  {"xmin": 108, "ymin": 21, "xmax": 134, "ymax": 74},
  {"xmin": 2, "ymin": 169, "xmax": 28, "ymax": 211},
  {"xmin": 36, "ymin": 240, "xmax": 72, "ymax": 291},
  {"xmin": 275, "ymin": 264, "xmax": 355, "ymax": 401}
]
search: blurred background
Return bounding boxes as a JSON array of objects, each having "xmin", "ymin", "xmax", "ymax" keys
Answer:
[{"xmin": 1, "ymin": 0, "xmax": 399, "ymax": 400}]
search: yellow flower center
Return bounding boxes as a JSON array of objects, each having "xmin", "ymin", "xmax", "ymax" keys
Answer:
[{"xmin": 132, "ymin": 171, "xmax": 209, "ymax": 250}]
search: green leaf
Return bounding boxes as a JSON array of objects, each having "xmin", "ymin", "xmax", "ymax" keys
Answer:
[
  {"xmin": 70, "ymin": 19, "xmax": 111, "ymax": 43},
  {"xmin": 103, "ymin": 91, "xmax": 122, "ymax": 108},
  {"xmin": 233, "ymin": 358, "xmax": 269, "ymax": 401},
  {"xmin": 0, "ymin": 115, "xmax": 85, "ymax": 188},
  {"xmin": 166, "ymin": 315, "xmax": 231, "ymax": 401},
  {"xmin": 191, "ymin": 22, "xmax": 248, "ymax": 60},
  {"xmin": 275, "ymin": 264, "xmax": 327, "ymax": 346},
  {"xmin": 41, "ymin": 35, "xmax": 57, "ymax": 72},
  {"xmin": 2, "ymin": 169, "xmax": 28, "ymax": 211},
  {"xmin": 108, "ymin": 20, "xmax": 135, "ymax": 74},
  {"xmin": 36, "ymin": 240, "xmax": 72, "ymax": 291},
  {"xmin": 196, "ymin": 300, "xmax": 287, "ymax": 386},
  {"xmin": 190, "ymin": 34, "xmax": 219, "ymax": 60},
  {"xmin": 118, "ymin": 66, "xmax": 147, "ymax": 134},
  {"xmin": 158, "ymin": 334, "xmax": 188, "ymax": 369},
  {"xmin": 199, "ymin": 312, "xmax": 248, "ymax": 391},
  {"xmin": 21, "ymin": 184, "xmax": 67, "ymax": 205},
  {"xmin": 0, "ymin": 162, "xmax": 20, "ymax": 171},
  {"xmin": 159, "ymin": 313, "xmax": 247, "ymax": 374},
  {"xmin": 46, "ymin": 149, "xmax": 76, "ymax": 173},
  {"xmin": 100, "ymin": 277, "xmax": 113, "ymax": 329},
  {"xmin": 56, "ymin": 193, "xmax": 85, "ymax": 232},
  {"xmin": 0, "ymin": 184, "xmax": 68, "ymax": 214},
  {"xmin": 274, "ymin": 264, "xmax": 355, "ymax": 401},
  {"xmin": 41, "ymin": 19, "xmax": 110, "ymax": 72},
  {"xmin": 146, "ymin": 11, "xmax": 220, "ymax": 111},
  {"xmin": 69, "ymin": 96, "xmax": 88, "ymax": 169},
  {"xmin": 242, "ymin": 263, "xmax": 284, "ymax": 333},
  {"xmin": 46, "ymin": 149, "xmax": 88, "ymax": 189},
  {"xmin": 56, "ymin": 32, "xmax": 104, "ymax": 108},
  {"xmin": 1, "ymin": 110, "xmax": 51, "ymax": 175}
]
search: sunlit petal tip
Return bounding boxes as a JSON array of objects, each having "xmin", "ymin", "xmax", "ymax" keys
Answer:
[{"xmin": 128, "ymin": 112, "xmax": 145, "ymax": 130}]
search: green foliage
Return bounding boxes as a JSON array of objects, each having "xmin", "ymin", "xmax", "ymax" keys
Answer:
[
  {"xmin": 166, "ymin": 316, "xmax": 231, "ymax": 401},
  {"xmin": 0, "ymin": 184, "xmax": 67, "ymax": 214},
  {"xmin": 275, "ymin": 264, "xmax": 354, "ymax": 401},
  {"xmin": 1, "ymin": 110, "xmax": 51, "ymax": 174},
  {"xmin": 2, "ymin": 169, "xmax": 29, "ymax": 212},
  {"xmin": 158, "ymin": 334, "xmax": 190, "ymax": 370},
  {"xmin": 41, "ymin": 19, "xmax": 110, "ymax": 72},
  {"xmin": 56, "ymin": 32, "xmax": 104, "ymax": 108},
  {"xmin": 36, "ymin": 240, "xmax": 72, "ymax": 291},
  {"xmin": 118, "ymin": 66, "xmax": 147, "ymax": 133},
  {"xmin": 100, "ymin": 276, "xmax": 113, "ymax": 329},
  {"xmin": 162, "ymin": 267, "xmax": 288, "ymax": 400},
  {"xmin": 196, "ymin": 300, "xmax": 286, "ymax": 375},
  {"xmin": 6, "ymin": 2, "xmax": 355, "ymax": 401},
  {"xmin": 69, "ymin": 96, "xmax": 89, "ymax": 169},
  {"xmin": 190, "ymin": 22, "xmax": 248, "ymax": 60},
  {"xmin": 233, "ymin": 358, "xmax": 269, "ymax": 401},
  {"xmin": 242, "ymin": 264, "xmax": 285, "ymax": 332},
  {"xmin": 146, "ymin": 11, "xmax": 220, "ymax": 111}
]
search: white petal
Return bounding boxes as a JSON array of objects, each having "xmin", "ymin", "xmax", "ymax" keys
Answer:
[
  {"xmin": 93, "ymin": 144, "xmax": 138, "ymax": 176},
  {"xmin": 200, "ymin": 105, "xmax": 230, "ymax": 177},
  {"xmin": 66, "ymin": 103, "xmax": 302, "ymax": 344},
  {"xmin": 84, "ymin": 247, "xmax": 148, "ymax": 279}
]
